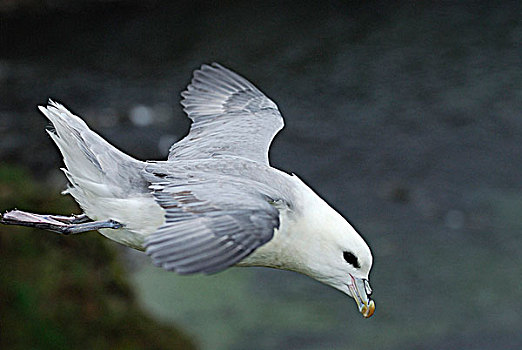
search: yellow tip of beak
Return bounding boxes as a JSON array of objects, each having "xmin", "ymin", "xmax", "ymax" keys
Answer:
[{"xmin": 361, "ymin": 299, "xmax": 375, "ymax": 318}]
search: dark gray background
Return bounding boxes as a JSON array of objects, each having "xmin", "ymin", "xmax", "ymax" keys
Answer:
[{"xmin": 1, "ymin": 1, "xmax": 521, "ymax": 349}]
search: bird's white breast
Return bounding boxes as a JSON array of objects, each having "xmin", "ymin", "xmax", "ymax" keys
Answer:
[{"xmin": 236, "ymin": 175, "xmax": 342, "ymax": 276}]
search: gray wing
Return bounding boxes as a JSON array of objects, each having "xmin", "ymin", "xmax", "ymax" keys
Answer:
[
  {"xmin": 168, "ymin": 63, "xmax": 284, "ymax": 164},
  {"xmin": 144, "ymin": 173, "xmax": 280, "ymax": 274}
]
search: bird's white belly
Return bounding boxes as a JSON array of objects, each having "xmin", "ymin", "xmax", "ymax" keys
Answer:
[{"xmin": 86, "ymin": 195, "xmax": 165, "ymax": 250}]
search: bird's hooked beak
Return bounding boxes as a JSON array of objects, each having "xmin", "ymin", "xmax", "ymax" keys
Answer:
[{"xmin": 348, "ymin": 274, "xmax": 375, "ymax": 318}]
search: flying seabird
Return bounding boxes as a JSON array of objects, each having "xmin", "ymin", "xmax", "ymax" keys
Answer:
[{"xmin": 1, "ymin": 63, "xmax": 375, "ymax": 317}]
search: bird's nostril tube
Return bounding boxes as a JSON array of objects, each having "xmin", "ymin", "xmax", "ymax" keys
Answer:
[{"xmin": 364, "ymin": 279, "xmax": 372, "ymax": 297}]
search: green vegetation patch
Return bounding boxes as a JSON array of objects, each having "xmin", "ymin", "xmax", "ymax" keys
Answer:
[{"xmin": 0, "ymin": 165, "xmax": 196, "ymax": 350}]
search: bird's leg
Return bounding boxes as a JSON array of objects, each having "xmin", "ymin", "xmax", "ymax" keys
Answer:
[
  {"xmin": 45, "ymin": 213, "xmax": 91, "ymax": 224},
  {"xmin": 0, "ymin": 209, "xmax": 122, "ymax": 235}
]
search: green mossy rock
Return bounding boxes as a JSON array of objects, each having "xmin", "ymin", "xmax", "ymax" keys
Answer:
[{"xmin": 0, "ymin": 165, "xmax": 196, "ymax": 350}]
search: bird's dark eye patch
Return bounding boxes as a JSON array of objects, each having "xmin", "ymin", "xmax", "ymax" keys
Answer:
[{"xmin": 343, "ymin": 251, "xmax": 360, "ymax": 268}]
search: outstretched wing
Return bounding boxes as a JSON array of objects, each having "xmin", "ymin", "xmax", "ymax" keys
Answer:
[
  {"xmin": 168, "ymin": 63, "xmax": 284, "ymax": 164},
  {"xmin": 144, "ymin": 172, "xmax": 280, "ymax": 274}
]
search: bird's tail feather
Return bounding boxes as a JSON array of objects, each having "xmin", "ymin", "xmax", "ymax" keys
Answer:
[{"xmin": 39, "ymin": 100, "xmax": 148, "ymax": 210}]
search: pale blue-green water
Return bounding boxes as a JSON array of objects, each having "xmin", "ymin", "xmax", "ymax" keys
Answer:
[
  {"xmin": 131, "ymin": 267, "xmax": 351, "ymax": 350},
  {"xmin": 131, "ymin": 263, "xmax": 390, "ymax": 350}
]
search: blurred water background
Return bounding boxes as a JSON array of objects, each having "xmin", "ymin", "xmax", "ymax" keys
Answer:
[{"xmin": 1, "ymin": 1, "xmax": 521, "ymax": 349}]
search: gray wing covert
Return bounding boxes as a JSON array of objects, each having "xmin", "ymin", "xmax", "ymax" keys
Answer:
[
  {"xmin": 168, "ymin": 63, "xmax": 284, "ymax": 164},
  {"xmin": 144, "ymin": 176, "xmax": 280, "ymax": 274}
]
